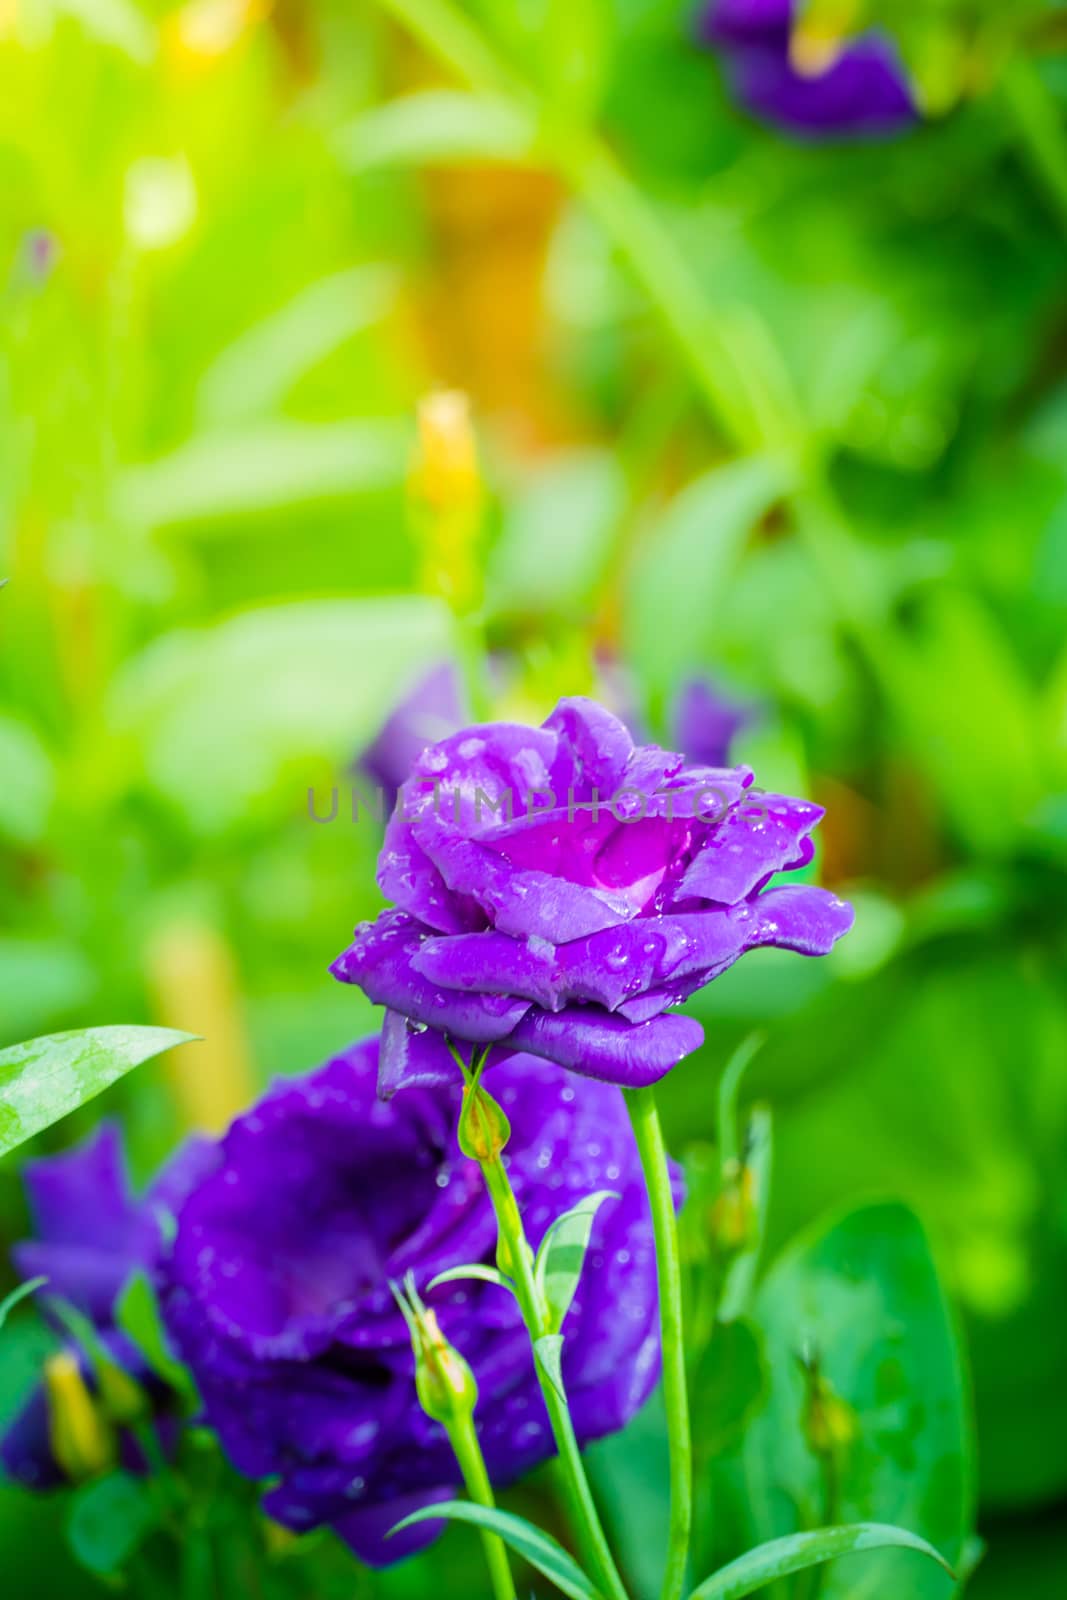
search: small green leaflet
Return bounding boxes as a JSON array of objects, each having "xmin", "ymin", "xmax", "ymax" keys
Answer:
[
  {"xmin": 67, "ymin": 1471, "xmax": 158, "ymax": 1576},
  {"xmin": 427, "ymin": 1263, "xmax": 513, "ymax": 1294},
  {"xmin": 388, "ymin": 1500, "xmax": 601, "ymax": 1600},
  {"xmin": 535, "ymin": 1333, "xmax": 566, "ymax": 1403},
  {"xmin": 688, "ymin": 1522, "xmax": 953, "ymax": 1600},
  {"xmin": 534, "ymin": 1190, "xmax": 618, "ymax": 1334},
  {"xmin": 116, "ymin": 1271, "xmax": 199, "ymax": 1407},
  {"xmin": 0, "ymin": 1276, "xmax": 46, "ymax": 1330},
  {"xmin": 0, "ymin": 1026, "xmax": 196, "ymax": 1159}
]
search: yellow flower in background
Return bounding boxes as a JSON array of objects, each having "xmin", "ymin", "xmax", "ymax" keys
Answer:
[
  {"xmin": 410, "ymin": 389, "xmax": 485, "ymax": 616},
  {"xmin": 162, "ymin": 0, "xmax": 268, "ymax": 71}
]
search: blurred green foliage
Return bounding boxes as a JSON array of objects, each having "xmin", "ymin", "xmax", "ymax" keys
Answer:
[{"xmin": 2, "ymin": 0, "xmax": 1067, "ymax": 1594}]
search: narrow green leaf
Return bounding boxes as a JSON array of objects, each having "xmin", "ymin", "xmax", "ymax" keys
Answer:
[
  {"xmin": 0, "ymin": 1276, "xmax": 47, "ymax": 1330},
  {"xmin": 115, "ymin": 1271, "xmax": 198, "ymax": 1405},
  {"xmin": 67, "ymin": 1471, "xmax": 158, "ymax": 1576},
  {"xmin": 337, "ymin": 90, "xmax": 537, "ymax": 171},
  {"xmin": 0, "ymin": 1027, "xmax": 195, "ymax": 1159},
  {"xmin": 534, "ymin": 1190, "xmax": 619, "ymax": 1335},
  {"xmin": 427, "ymin": 1263, "xmax": 512, "ymax": 1294},
  {"xmin": 388, "ymin": 1500, "xmax": 601, "ymax": 1600},
  {"xmin": 688, "ymin": 1522, "xmax": 953, "ymax": 1600},
  {"xmin": 534, "ymin": 1333, "xmax": 566, "ymax": 1404}
]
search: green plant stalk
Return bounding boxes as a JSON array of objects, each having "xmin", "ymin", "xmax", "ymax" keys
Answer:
[
  {"xmin": 624, "ymin": 1086, "xmax": 691, "ymax": 1600},
  {"xmin": 444, "ymin": 1411, "xmax": 519, "ymax": 1600},
  {"xmin": 479, "ymin": 1154, "xmax": 630, "ymax": 1600}
]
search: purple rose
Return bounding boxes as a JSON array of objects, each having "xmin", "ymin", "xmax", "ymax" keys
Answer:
[
  {"xmin": 697, "ymin": 1, "xmax": 917, "ymax": 140},
  {"xmin": 159, "ymin": 1037, "xmax": 677, "ymax": 1565},
  {"xmin": 332, "ymin": 697, "xmax": 852, "ymax": 1094},
  {"xmin": 357, "ymin": 661, "xmax": 467, "ymax": 813},
  {"xmin": 1, "ymin": 1122, "xmax": 211, "ymax": 1488}
]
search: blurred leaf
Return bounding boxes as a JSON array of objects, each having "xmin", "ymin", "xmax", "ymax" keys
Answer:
[
  {"xmin": 534, "ymin": 1188, "xmax": 619, "ymax": 1334},
  {"xmin": 117, "ymin": 422, "xmax": 407, "ymax": 530},
  {"xmin": 388, "ymin": 1500, "xmax": 599, "ymax": 1599},
  {"xmin": 115, "ymin": 1272, "xmax": 197, "ymax": 1405},
  {"xmin": 338, "ymin": 91, "xmax": 538, "ymax": 170},
  {"xmin": 109, "ymin": 597, "xmax": 455, "ymax": 832},
  {"xmin": 0, "ymin": 715, "xmax": 54, "ymax": 846},
  {"xmin": 0, "ymin": 1027, "xmax": 194, "ymax": 1158},
  {"xmin": 623, "ymin": 457, "xmax": 790, "ymax": 712},
  {"xmin": 0, "ymin": 940, "xmax": 97, "ymax": 1042},
  {"xmin": 688, "ymin": 1522, "xmax": 952, "ymax": 1600},
  {"xmin": 428, "ymin": 1263, "xmax": 512, "ymax": 1293},
  {"xmin": 534, "ymin": 1332, "xmax": 566, "ymax": 1402},
  {"xmin": 197, "ymin": 267, "xmax": 398, "ymax": 429},
  {"xmin": 491, "ymin": 451, "xmax": 625, "ymax": 617},
  {"xmin": 66, "ymin": 1471, "xmax": 157, "ymax": 1576},
  {"xmin": 691, "ymin": 1318, "xmax": 767, "ymax": 1458},
  {"xmin": 0, "ymin": 1277, "xmax": 46, "ymax": 1331}
]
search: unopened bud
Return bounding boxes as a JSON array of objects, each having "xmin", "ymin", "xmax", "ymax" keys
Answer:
[
  {"xmin": 410, "ymin": 391, "xmax": 483, "ymax": 614},
  {"xmin": 45, "ymin": 1352, "xmax": 117, "ymax": 1483},
  {"xmin": 96, "ymin": 1355, "xmax": 149, "ymax": 1427},
  {"xmin": 801, "ymin": 1357, "xmax": 859, "ymax": 1460},
  {"xmin": 709, "ymin": 1161, "xmax": 758, "ymax": 1258},
  {"xmin": 393, "ymin": 1276, "xmax": 479, "ymax": 1427},
  {"xmin": 458, "ymin": 1080, "xmax": 511, "ymax": 1164}
]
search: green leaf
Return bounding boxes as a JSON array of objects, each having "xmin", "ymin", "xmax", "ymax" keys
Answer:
[
  {"xmin": 534, "ymin": 1189, "xmax": 619, "ymax": 1334},
  {"xmin": 117, "ymin": 420, "xmax": 407, "ymax": 529},
  {"xmin": 338, "ymin": 91, "xmax": 537, "ymax": 171},
  {"xmin": 691, "ymin": 1319, "xmax": 768, "ymax": 1460},
  {"xmin": 0, "ymin": 1277, "xmax": 47, "ymax": 1330},
  {"xmin": 0, "ymin": 715, "xmax": 54, "ymax": 846},
  {"xmin": 623, "ymin": 457, "xmax": 790, "ymax": 714},
  {"xmin": 427, "ymin": 1264, "xmax": 512, "ymax": 1294},
  {"xmin": 388, "ymin": 1500, "xmax": 600, "ymax": 1600},
  {"xmin": 534, "ymin": 1333, "xmax": 566, "ymax": 1404},
  {"xmin": 489, "ymin": 451, "xmax": 625, "ymax": 618},
  {"xmin": 115, "ymin": 1272, "xmax": 198, "ymax": 1405},
  {"xmin": 66, "ymin": 1471, "xmax": 158, "ymax": 1576},
  {"xmin": 0, "ymin": 1027, "xmax": 195, "ymax": 1159},
  {"xmin": 688, "ymin": 1522, "xmax": 953, "ymax": 1600},
  {"xmin": 108, "ymin": 598, "xmax": 455, "ymax": 833},
  {"xmin": 732, "ymin": 1203, "xmax": 973, "ymax": 1597},
  {"xmin": 196, "ymin": 266, "xmax": 397, "ymax": 429}
]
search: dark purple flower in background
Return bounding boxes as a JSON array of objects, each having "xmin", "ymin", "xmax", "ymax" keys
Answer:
[
  {"xmin": 697, "ymin": 1, "xmax": 917, "ymax": 140},
  {"xmin": 1, "ymin": 1123, "xmax": 210, "ymax": 1489},
  {"xmin": 674, "ymin": 676, "xmax": 757, "ymax": 769},
  {"xmin": 332, "ymin": 697, "xmax": 851, "ymax": 1094},
  {"xmin": 160, "ymin": 1037, "xmax": 676, "ymax": 1565},
  {"xmin": 357, "ymin": 661, "xmax": 467, "ymax": 813}
]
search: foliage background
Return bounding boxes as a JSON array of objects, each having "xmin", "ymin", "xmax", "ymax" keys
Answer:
[{"xmin": 1, "ymin": 0, "xmax": 1066, "ymax": 1595}]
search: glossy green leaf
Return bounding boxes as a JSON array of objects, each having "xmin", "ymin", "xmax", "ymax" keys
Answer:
[
  {"xmin": 688, "ymin": 1522, "xmax": 953, "ymax": 1600},
  {"xmin": 534, "ymin": 1189, "xmax": 619, "ymax": 1334},
  {"xmin": 735, "ymin": 1203, "xmax": 973, "ymax": 1597},
  {"xmin": 0, "ymin": 1027, "xmax": 195, "ymax": 1159},
  {"xmin": 388, "ymin": 1500, "xmax": 599, "ymax": 1600}
]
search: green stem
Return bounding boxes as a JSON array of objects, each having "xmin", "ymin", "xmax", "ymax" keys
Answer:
[
  {"xmin": 624, "ymin": 1086, "xmax": 691, "ymax": 1600},
  {"xmin": 445, "ymin": 1411, "xmax": 519, "ymax": 1600},
  {"xmin": 480, "ymin": 1154, "xmax": 630, "ymax": 1600}
]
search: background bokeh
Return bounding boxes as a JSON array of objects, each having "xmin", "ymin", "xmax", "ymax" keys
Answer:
[{"xmin": 2, "ymin": 1, "xmax": 1066, "ymax": 1595}]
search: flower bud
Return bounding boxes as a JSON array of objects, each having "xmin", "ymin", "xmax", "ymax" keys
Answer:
[
  {"xmin": 709, "ymin": 1160, "xmax": 758, "ymax": 1259},
  {"xmin": 95, "ymin": 1354, "xmax": 149, "ymax": 1427},
  {"xmin": 458, "ymin": 1079, "xmax": 511, "ymax": 1164},
  {"xmin": 393, "ymin": 1276, "xmax": 479, "ymax": 1428},
  {"xmin": 44, "ymin": 1352, "xmax": 117, "ymax": 1483},
  {"xmin": 800, "ymin": 1353, "xmax": 859, "ymax": 1460},
  {"xmin": 409, "ymin": 390, "xmax": 484, "ymax": 614}
]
